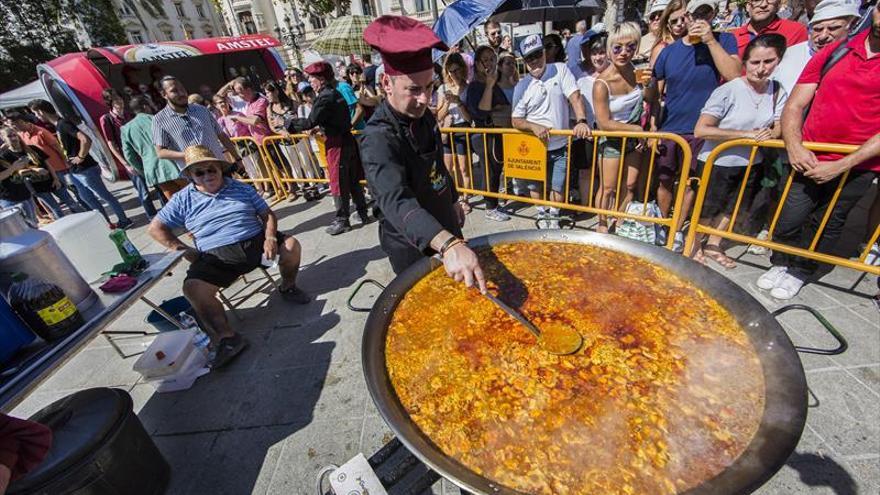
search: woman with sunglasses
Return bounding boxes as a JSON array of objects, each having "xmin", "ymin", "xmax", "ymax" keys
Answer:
[
  {"xmin": 592, "ymin": 22, "xmax": 648, "ymax": 234},
  {"xmin": 638, "ymin": 0, "xmax": 670, "ymax": 64},
  {"xmin": 650, "ymin": 0, "xmax": 688, "ymax": 67},
  {"xmin": 437, "ymin": 53, "xmax": 474, "ymax": 213}
]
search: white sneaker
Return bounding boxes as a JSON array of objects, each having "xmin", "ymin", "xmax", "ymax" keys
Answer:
[
  {"xmin": 770, "ymin": 273, "xmax": 805, "ymax": 300},
  {"xmin": 672, "ymin": 232, "xmax": 685, "ymax": 253},
  {"xmin": 748, "ymin": 230, "xmax": 770, "ymax": 255},
  {"xmin": 757, "ymin": 266, "xmax": 788, "ymax": 290},
  {"xmin": 865, "ymin": 243, "xmax": 880, "ymax": 266},
  {"xmin": 485, "ymin": 208, "xmax": 510, "ymax": 222}
]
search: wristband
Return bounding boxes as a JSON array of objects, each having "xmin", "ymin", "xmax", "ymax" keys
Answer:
[
  {"xmin": 576, "ymin": 119, "xmax": 588, "ymax": 125},
  {"xmin": 439, "ymin": 236, "xmax": 462, "ymax": 257}
]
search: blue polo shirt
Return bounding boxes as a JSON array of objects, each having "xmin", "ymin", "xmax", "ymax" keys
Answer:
[{"xmin": 156, "ymin": 178, "xmax": 269, "ymax": 251}]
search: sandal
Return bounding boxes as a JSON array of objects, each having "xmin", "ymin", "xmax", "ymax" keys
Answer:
[
  {"xmin": 209, "ymin": 334, "xmax": 249, "ymax": 370},
  {"xmin": 702, "ymin": 246, "xmax": 737, "ymax": 269}
]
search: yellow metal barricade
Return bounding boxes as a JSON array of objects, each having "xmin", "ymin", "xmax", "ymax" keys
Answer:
[
  {"xmin": 440, "ymin": 127, "xmax": 693, "ymax": 250},
  {"xmin": 230, "ymin": 136, "xmax": 284, "ymax": 201},
  {"xmin": 685, "ymin": 138, "xmax": 879, "ymax": 275},
  {"xmin": 261, "ymin": 134, "xmax": 329, "ymax": 189}
]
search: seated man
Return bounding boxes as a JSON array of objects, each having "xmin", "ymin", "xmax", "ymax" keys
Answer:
[{"xmin": 148, "ymin": 145, "xmax": 310, "ymax": 370}]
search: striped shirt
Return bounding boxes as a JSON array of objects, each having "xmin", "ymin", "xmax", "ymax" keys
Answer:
[
  {"xmin": 151, "ymin": 104, "xmax": 227, "ymax": 170},
  {"xmin": 156, "ymin": 178, "xmax": 269, "ymax": 252}
]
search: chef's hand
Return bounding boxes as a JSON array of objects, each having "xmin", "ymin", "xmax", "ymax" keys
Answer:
[
  {"xmin": 443, "ymin": 243, "xmax": 487, "ymax": 294},
  {"xmin": 786, "ymin": 142, "xmax": 819, "ymax": 173}
]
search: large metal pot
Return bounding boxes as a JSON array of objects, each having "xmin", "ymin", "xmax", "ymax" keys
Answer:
[
  {"xmin": 362, "ymin": 230, "xmax": 817, "ymax": 494},
  {"xmin": 0, "ymin": 208, "xmax": 97, "ymax": 312}
]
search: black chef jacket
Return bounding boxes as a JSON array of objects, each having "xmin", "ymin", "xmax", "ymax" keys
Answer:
[
  {"xmin": 284, "ymin": 85, "xmax": 351, "ymax": 136},
  {"xmin": 360, "ymin": 101, "xmax": 462, "ymax": 271}
]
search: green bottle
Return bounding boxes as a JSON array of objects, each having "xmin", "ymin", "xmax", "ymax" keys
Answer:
[{"xmin": 109, "ymin": 229, "xmax": 143, "ymax": 265}]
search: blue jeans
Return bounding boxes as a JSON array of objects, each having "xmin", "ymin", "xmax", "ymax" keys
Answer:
[
  {"xmin": 0, "ymin": 198, "xmax": 37, "ymax": 226},
  {"xmin": 34, "ymin": 185, "xmax": 83, "ymax": 219},
  {"xmin": 131, "ymin": 173, "xmax": 157, "ymax": 218},
  {"xmin": 65, "ymin": 167, "xmax": 129, "ymax": 223},
  {"xmin": 524, "ymin": 147, "xmax": 568, "ymax": 194}
]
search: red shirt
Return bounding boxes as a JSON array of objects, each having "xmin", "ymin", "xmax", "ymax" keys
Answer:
[
  {"xmin": 18, "ymin": 125, "xmax": 67, "ymax": 172},
  {"xmin": 733, "ymin": 17, "xmax": 808, "ymax": 57},
  {"xmin": 798, "ymin": 31, "xmax": 880, "ymax": 172}
]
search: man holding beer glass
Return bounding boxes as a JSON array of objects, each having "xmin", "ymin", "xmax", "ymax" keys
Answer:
[{"xmin": 651, "ymin": 0, "xmax": 741, "ymax": 249}]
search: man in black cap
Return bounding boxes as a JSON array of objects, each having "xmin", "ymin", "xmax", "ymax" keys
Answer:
[{"xmin": 360, "ymin": 15, "xmax": 487, "ymax": 292}]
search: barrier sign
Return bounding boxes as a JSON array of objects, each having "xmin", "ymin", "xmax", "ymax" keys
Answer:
[{"xmin": 503, "ymin": 134, "xmax": 546, "ymax": 182}]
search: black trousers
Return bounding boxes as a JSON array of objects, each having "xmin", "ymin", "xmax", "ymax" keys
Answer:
[
  {"xmin": 379, "ymin": 222, "xmax": 424, "ymax": 274},
  {"xmin": 770, "ymin": 169, "xmax": 877, "ymax": 280},
  {"xmin": 336, "ymin": 139, "xmax": 368, "ymax": 221},
  {"xmin": 469, "ymin": 132, "xmax": 504, "ymax": 209}
]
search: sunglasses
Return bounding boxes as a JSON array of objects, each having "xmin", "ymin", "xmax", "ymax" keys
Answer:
[
  {"xmin": 668, "ymin": 16, "xmax": 686, "ymax": 26},
  {"xmin": 192, "ymin": 167, "xmax": 219, "ymax": 178},
  {"xmin": 611, "ymin": 42, "xmax": 638, "ymax": 55},
  {"xmin": 649, "ymin": 11, "xmax": 663, "ymax": 21}
]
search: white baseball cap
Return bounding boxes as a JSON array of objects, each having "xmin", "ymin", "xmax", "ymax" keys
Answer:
[
  {"xmin": 519, "ymin": 34, "xmax": 544, "ymax": 58},
  {"xmin": 810, "ymin": 0, "xmax": 861, "ymax": 24},
  {"xmin": 687, "ymin": 0, "xmax": 717, "ymax": 14},
  {"xmin": 649, "ymin": 0, "xmax": 670, "ymax": 15}
]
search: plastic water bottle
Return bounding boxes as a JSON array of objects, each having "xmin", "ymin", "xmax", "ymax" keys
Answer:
[{"xmin": 179, "ymin": 312, "xmax": 210, "ymax": 355}]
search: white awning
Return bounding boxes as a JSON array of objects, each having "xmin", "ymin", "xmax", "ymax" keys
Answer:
[{"xmin": 0, "ymin": 80, "xmax": 47, "ymax": 110}]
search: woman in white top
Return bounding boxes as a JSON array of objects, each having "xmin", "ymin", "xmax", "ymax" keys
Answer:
[
  {"xmin": 593, "ymin": 22, "xmax": 648, "ymax": 233},
  {"xmin": 692, "ymin": 34, "xmax": 787, "ymax": 268},
  {"xmin": 437, "ymin": 53, "xmax": 474, "ymax": 213}
]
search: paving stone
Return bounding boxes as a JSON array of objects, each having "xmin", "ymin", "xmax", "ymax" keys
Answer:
[
  {"xmin": 265, "ymin": 419, "xmax": 363, "ymax": 494},
  {"xmin": 804, "ymin": 369, "xmax": 880, "ymax": 457},
  {"xmin": 199, "ymin": 425, "xmax": 289, "ymax": 495},
  {"xmin": 153, "ymin": 431, "xmax": 219, "ymax": 495},
  {"xmin": 845, "ymin": 365, "xmax": 880, "ymax": 396},
  {"xmin": 776, "ymin": 306, "xmax": 877, "ymax": 367},
  {"xmin": 843, "ymin": 456, "xmax": 880, "ymax": 493}
]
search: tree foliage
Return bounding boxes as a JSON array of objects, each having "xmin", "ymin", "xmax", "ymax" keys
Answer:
[{"xmin": 0, "ymin": 0, "xmax": 126, "ymax": 93}]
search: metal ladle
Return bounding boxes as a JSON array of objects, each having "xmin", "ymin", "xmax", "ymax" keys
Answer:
[{"xmin": 483, "ymin": 292, "xmax": 583, "ymax": 355}]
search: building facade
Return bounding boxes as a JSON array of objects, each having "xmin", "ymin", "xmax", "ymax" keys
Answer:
[{"xmin": 112, "ymin": 0, "xmax": 228, "ymax": 45}]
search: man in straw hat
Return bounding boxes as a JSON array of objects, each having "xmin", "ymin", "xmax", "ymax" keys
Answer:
[
  {"xmin": 359, "ymin": 15, "xmax": 487, "ymax": 292},
  {"xmin": 148, "ymin": 145, "xmax": 310, "ymax": 369}
]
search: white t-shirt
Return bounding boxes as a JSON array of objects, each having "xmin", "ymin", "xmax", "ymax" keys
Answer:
[
  {"xmin": 575, "ymin": 74, "xmax": 597, "ymax": 128},
  {"xmin": 439, "ymin": 83, "xmax": 469, "ymax": 125},
  {"xmin": 773, "ymin": 41, "xmax": 813, "ymax": 96},
  {"xmin": 698, "ymin": 77, "xmax": 787, "ymax": 167},
  {"xmin": 512, "ymin": 63, "xmax": 579, "ymax": 150}
]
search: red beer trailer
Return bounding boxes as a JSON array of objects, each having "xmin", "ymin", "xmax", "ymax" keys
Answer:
[{"xmin": 36, "ymin": 34, "xmax": 286, "ymax": 180}]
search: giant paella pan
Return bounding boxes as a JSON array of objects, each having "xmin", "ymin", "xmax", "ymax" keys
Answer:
[{"xmin": 361, "ymin": 230, "xmax": 830, "ymax": 494}]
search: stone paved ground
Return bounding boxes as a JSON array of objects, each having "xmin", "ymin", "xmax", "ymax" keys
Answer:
[{"xmin": 11, "ymin": 181, "xmax": 879, "ymax": 495}]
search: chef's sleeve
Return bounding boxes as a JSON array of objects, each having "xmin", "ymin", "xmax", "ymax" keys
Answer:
[
  {"xmin": 361, "ymin": 136, "xmax": 446, "ymax": 254},
  {"xmin": 284, "ymin": 92, "xmax": 330, "ymax": 133}
]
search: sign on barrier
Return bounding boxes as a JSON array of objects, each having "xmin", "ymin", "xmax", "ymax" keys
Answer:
[{"xmin": 502, "ymin": 133, "xmax": 546, "ymax": 182}]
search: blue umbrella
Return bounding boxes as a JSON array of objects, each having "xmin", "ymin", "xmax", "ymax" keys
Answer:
[{"xmin": 432, "ymin": 0, "xmax": 508, "ymax": 60}]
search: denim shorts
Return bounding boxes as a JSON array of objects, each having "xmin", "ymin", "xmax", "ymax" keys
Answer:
[{"xmin": 523, "ymin": 147, "xmax": 568, "ymax": 194}]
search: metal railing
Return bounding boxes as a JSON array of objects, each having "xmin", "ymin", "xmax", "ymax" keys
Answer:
[
  {"xmin": 230, "ymin": 136, "xmax": 286, "ymax": 201},
  {"xmin": 439, "ymin": 127, "xmax": 693, "ymax": 250},
  {"xmin": 684, "ymin": 138, "xmax": 879, "ymax": 275}
]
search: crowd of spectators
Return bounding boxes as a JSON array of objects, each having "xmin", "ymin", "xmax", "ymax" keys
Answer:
[{"xmin": 0, "ymin": 0, "xmax": 877, "ymax": 303}]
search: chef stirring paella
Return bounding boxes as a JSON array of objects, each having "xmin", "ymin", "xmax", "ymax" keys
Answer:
[{"xmin": 385, "ymin": 242, "xmax": 765, "ymax": 494}]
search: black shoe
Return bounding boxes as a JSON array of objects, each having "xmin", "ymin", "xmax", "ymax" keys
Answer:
[
  {"xmin": 358, "ymin": 211, "xmax": 372, "ymax": 225},
  {"xmin": 325, "ymin": 220, "xmax": 351, "ymax": 235},
  {"xmin": 279, "ymin": 285, "xmax": 311, "ymax": 304},
  {"xmin": 209, "ymin": 334, "xmax": 248, "ymax": 370}
]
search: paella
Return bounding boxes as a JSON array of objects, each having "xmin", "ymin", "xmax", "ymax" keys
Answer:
[{"xmin": 385, "ymin": 242, "xmax": 765, "ymax": 494}]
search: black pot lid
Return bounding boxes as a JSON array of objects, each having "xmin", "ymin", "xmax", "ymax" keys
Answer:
[{"xmin": 10, "ymin": 387, "xmax": 132, "ymax": 490}]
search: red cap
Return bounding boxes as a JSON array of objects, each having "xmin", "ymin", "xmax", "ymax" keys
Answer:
[
  {"xmin": 363, "ymin": 15, "xmax": 448, "ymax": 76},
  {"xmin": 304, "ymin": 61, "xmax": 333, "ymax": 78}
]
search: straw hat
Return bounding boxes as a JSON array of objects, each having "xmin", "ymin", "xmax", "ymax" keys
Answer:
[{"xmin": 181, "ymin": 145, "xmax": 232, "ymax": 175}]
